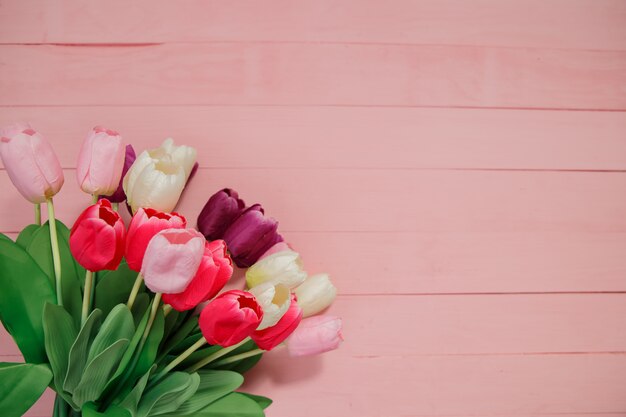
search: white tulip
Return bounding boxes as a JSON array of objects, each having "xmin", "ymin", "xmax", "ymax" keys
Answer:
[
  {"xmin": 295, "ymin": 273, "xmax": 337, "ymax": 317},
  {"xmin": 246, "ymin": 249, "xmax": 307, "ymax": 289},
  {"xmin": 161, "ymin": 138, "xmax": 197, "ymax": 179},
  {"xmin": 249, "ymin": 282, "xmax": 291, "ymax": 330}
]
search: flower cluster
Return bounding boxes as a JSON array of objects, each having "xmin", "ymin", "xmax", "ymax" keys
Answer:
[{"xmin": 0, "ymin": 123, "xmax": 343, "ymax": 417}]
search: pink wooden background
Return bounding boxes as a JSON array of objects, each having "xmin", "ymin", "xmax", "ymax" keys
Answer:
[{"xmin": 2, "ymin": 1, "xmax": 626, "ymax": 415}]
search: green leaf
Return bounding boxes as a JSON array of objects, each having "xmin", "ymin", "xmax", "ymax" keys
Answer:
[
  {"xmin": 26, "ymin": 221, "xmax": 83, "ymax": 325},
  {"xmin": 73, "ymin": 339, "xmax": 130, "ymax": 406},
  {"xmin": 0, "ymin": 238, "xmax": 55, "ymax": 363},
  {"xmin": 133, "ymin": 309, "xmax": 164, "ymax": 380},
  {"xmin": 0, "ymin": 362, "xmax": 53, "ymax": 417},
  {"xmin": 130, "ymin": 293, "xmax": 150, "ymax": 326},
  {"xmin": 95, "ymin": 262, "xmax": 142, "ymax": 317},
  {"xmin": 161, "ymin": 370, "xmax": 243, "ymax": 416},
  {"xmin": 161, "ymin": 308, "xmax": 181, "ymax": 344},
  {"xmin": 136, "ymin": 372, "xmax": 200, "ymax": 417},
  {"xmin": 43, "ymin": 303, "xmax": 77, "ymax": 391},
  {"xmin": 157, "ymin": 316, "xmax": 198, "ymax": 363},
  {"xmin": 88, "ymin": 304, "xmax": 135, "ymax": 364},
  {"xmin": 82, "ymin": 402, "xmax": 131, "ymax": 417},
  {"xmin": 213, "ymin": 340, "xmax": 263, "ymax": 374},
  {"xmin": 64, "ymin": 309, "xmax": 103, "ymax": 393},
  {"xmin": 239, "ymin": 393, "xmax": 272, "ymax": 410},
  {"xmin": 15, "ymin": 224, "xmax": 40, "ymax": 249},
  {"xmin": 118, "ymin": 365, "xmax": 156, "ymax": 417},
  {"xmin": 192, "ymin": 392, "xmax": 265, "ymax": 417}
]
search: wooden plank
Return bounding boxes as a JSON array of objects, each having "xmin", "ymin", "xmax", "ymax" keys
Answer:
[
  {"xmin": 2, "ymin": 106, "xmax": 626, "ymax": 170},
  {"xmin": 1, "ymin": 0, "xmax": 626, "ymax": 51},
  {"xmin": 1, "ymin": 44, "xmax": 625, "ymax": 109},
  {"xmin": 2, "ymin": 169, "xmax": 625, "ymax": 234},
  {"xmin": 5, "ymin": 294, "xmax": 626, "ymax": 356}
]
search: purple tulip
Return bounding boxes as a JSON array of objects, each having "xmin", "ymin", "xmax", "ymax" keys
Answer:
[
  {"xmin": 197, "ymin": 188, "xmax": 245, "ymax": 240},
  {"xmin": 223, "ymin": 204, "xmax": 284, "ymax": 268},
  {"xmin": 104, "ymin": 144, "xmax": 136, "ymax": 203}
]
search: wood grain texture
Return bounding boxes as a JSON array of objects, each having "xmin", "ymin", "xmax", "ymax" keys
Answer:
[
  {"xmin": 1, "ymin": 43, "xmax": 625, "ymax": 109},
  {"xmin": 1, "ymin": 0, "xmax": 626, "ymax": 51},
  {"xmin": 1, "ymin": 106, "xmax": 626, "ymax": 170}
]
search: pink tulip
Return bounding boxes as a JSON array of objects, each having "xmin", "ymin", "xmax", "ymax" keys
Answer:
[
  {"xmin": 252, "ymin": 294, "xmax": 302, "ymax": 351},
  {"xmin": 285, "ymin": 316, "xmax": 343, "ymax": 357},
  {"xmin": 141, "ymin": 228, "xmax": 205, "ymax": 293},
  {"xmin": 163, "ymin": 240, "xmax": 233, "ymax": 312},
  {"xmin": 76, "ymin": 126, "xmax": 125, "ymax": 196},
  {"xmin": 199, "ymin": 290, "xmax": 263, "ymax": 347},
  {"xmin": 0, "ymin": 123, "xmax": 64, "ymax": 204},
  {"xmin": 125, "ymin": 208, "xmax": 186, "ymax": 272},
  {"xmin": 69, "ymin": 199, "xmax": 126, "ymax": 271},
  {"xmin": 105, "ymin": 144, "xmax": 136, "ymax": 203}
]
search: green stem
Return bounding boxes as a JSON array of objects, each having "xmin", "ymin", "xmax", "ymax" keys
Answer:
[
  {"xmin": 162, "ymin": 304, "xmax": 173, "ymax": 317},
  {"xmin": 127, "ymin": 273, "xmax": 143, "ymax": 309},
  {"xmin": 81, "ymin": 270, "xmax": 94, "ymax": 325},
  {"xmin": 46, "ymin": 198, "xmax": 63, "ymax": 306},
  {"xmin": 112, "ymin": 202, "xmax": 119, "ymax": 211},
  {"xmin": 186, "ymin": 338, "xmax": 250, "ymax": 373},
  {"xmin": 150, "ymin": 337, "xmax": 206, "ymax": 386},
  {"xmin": 34, "ymin": 203, "xmax": 41, "ymax": 226},
  {"xmin": 92, "ymin": 194, "xmax": 99, "ymax": 204},
  {"xmin": 139, "ymin": 293, "xmax": 162, "ymax": 348},
  {"xmin": 211, "ymin": 348, "xmax": 265, "ymax": 367}
]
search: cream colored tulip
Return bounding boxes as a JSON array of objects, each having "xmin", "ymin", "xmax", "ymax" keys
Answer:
[
  {"xmin": 246, "ymin": 249, "xmax": 307, "ymax": 289},
  {"xmin": 295, "ymin": 273, "xmax": 337, "ymax": 317},
  {"xmin": 249, "ymin": 282, "xmax": 291, "ymax": 330},
  {"xmin": 161, "ymin": 138, "xmax": 196, "ymax": 179}
]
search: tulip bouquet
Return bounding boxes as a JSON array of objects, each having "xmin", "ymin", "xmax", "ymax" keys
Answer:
[{"xmin": 0, "ymin": 124, "xmax": 342, "ymax": 417}]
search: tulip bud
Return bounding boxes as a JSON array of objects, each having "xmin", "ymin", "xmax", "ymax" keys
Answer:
[
  {"xmin": 199, "ymin": 290, "xmax": 263, "ymax": 347},
  {"xmin": 246, "ymin": 248, "xmax": 307, "ymax": 289},
  {"xmin": 123, "ymin": 139, "xmax": 197, "ymax": 213},
  {"xmin": 76, "ymin": 126, "xmax": 126, "ymax": 196},
  {"xmin": 163, "ymin": 240, "xmax": 233, "ymax": 312},
  {"xmin": 0, "ymin": 123, "xmax": 64, "ymax": 204},
  {"xmin": 69, "ymin": 199, "xmax": 126, "ymax": 271},
  {"xmin": 295, "ymin": 273, "xmax": 337, "ymax": 317},
  {"xmin": 223, "ymin": 204, "xmax": 284, "ymax": 268},
  {"xmin": 141, "ymin": 228, "xmax": 205, "ymax": 293},
  {"xmin": 252, "ymin": 294, "xmax": 302, "ymax": 351},
  {"xmin": 285, "ymin": 316, "xmax": 343, "ymax": 357},
  {"xmin": 197, "ymin": 188, "xmax": 245, "ymax": 240},
  {"xmin": 105, "ymin": 144, "xmax": 136, "ymax": 203},
  {"xmin": 125, "ymin": 208, "xmax": 186, "ymax": 271},
  {"xmin": 249, "ymin": 282, "xmax": 291, "ymax": 330}
]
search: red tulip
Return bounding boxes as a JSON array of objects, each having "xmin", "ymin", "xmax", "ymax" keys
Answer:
[
  {"xmin": 252, "ymin": 294, "xmax": 302, "ymax": 351},
  {"xmin": 125, "ymin": 208, "xmax": 186, "ymax": 271},
  {"xmin": 69, "ymin": 199, "xmax": 126, "ymax": 271},
  {"xmin": 163, "ymin": 240, "xmax": 233, "ymax": 312},
  {"xmin": 199, "ymin": 290, "xmax": 263, "ymax": 347}
]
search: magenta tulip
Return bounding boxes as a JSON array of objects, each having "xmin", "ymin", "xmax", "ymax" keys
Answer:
[
  {"xmin": 0, "ymin": 123, "xmax": 64, "ymax": 204},
  {"xmin": 199, "ymin": 290, "xmax": 263, "ymax": 347},
  {"xmin": 69, "ymin": 199, "xmax": 126, "ymax": 271},
  {"xmin": 285, "ymin": 316, "xmax": 343, "ymax": 357},
  {"xmin": 105, "ymin": 144, "xmax": 136, "ymax": 203},
  {"xmin": 197, "ymin": 188, "xmax": 245, "ymax": 240},
  {"xmin": 163, "ymin": 240, "xmax": 234, "ymax": 312},
  {"xmin": 76, "ymin": 126, "xmax": 125, "ymax": 196},
  {"xmin": 252, "ymin": 294, "xmax": 302, "ymax": 351},
  {"xmin": 125, "ymin": 208, "xmax": 186, "ymax": 272},
  {"xmin": 141, "ymin": 228, "xmax": 205, "ymax": 293}
]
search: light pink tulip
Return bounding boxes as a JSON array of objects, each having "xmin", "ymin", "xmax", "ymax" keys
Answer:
[
  {"xmin": 76, "ymin": 126, "xmax": 125, "ymax": 196},
  {"xmin": 0, "ymin": 123, "xmax": 64, "ymax": 204},
  {"xmin": 141, "ymin": 228, "xmax": 205, "ymax": 293},
  {"xmin": 285, "ymin": 316, "xmax": 343, "ymax": 357}
]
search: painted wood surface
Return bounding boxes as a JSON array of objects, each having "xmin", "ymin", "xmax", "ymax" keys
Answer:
[{"xmin": 1, "ymin": 1, "xmax": 625, "ymax": 416}]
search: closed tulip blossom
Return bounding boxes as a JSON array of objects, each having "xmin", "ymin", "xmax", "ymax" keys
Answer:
[
  {"xmin": 76, "ymin": 126, "xmax": 126, "ymax": 196},
  {"xmin": 223, "ymin": 204, "xmax": 284, "ymax": 268},
  {"xmin": 123, "ymin": 139, "xmax": 197, "ymax": 213},
  {"xmin": 199, "ymin": 290, "xmax": 263, "ymax": 347},
  {"xmin": 105, "ymin": 144, "xmax": 136, "ymax": 203},
  {"xmin": 285, "ymin": 316, "xmax": 343, "ymax": 357},
  {"xmin": 246, "ymin": 247, "xmax": 307, "ymax": 289},
  {"xmin": 163, "ymin": 239, "xmax": 234, "ymax": 312},
  {"xmin": 125, "ymin": 208, "xmax": 186, "ymax": 272},
  {"xmin": 197, "ymin": 188, "xmax": 245, "ymax": 240},
  {"xmin": 141, "ymin": 228, "xmax": 205, "ymax": 294},
  {"xmin": 295, "ymin": 273, "xmax": 337, "ymax": 317},
  {"xmin": 249, "ymin": 282, "xmax": 292, "ymax": 330},
  {"xmin": 0, "ymin": 123, "xmax": 64, "ymax": 203},
  {"xmin": 69, "ymin": 199, "xmax": 126, "ymax": 271},
  {"xmin": 252, "ymin": 294, "xmax": 302, "ymax": 351}
]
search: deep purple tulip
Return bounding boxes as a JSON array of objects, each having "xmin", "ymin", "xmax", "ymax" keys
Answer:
[
  {"xmin": 197, "ymin": 188, "xmax": 245, "ymax": 240},
  {"xmin": 223, "ymin": 204, "xmax": 284, "ymax": 268},
  {"xmin": 104, "ymin": 144, "xmax": 136, "ymax": 203}
]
